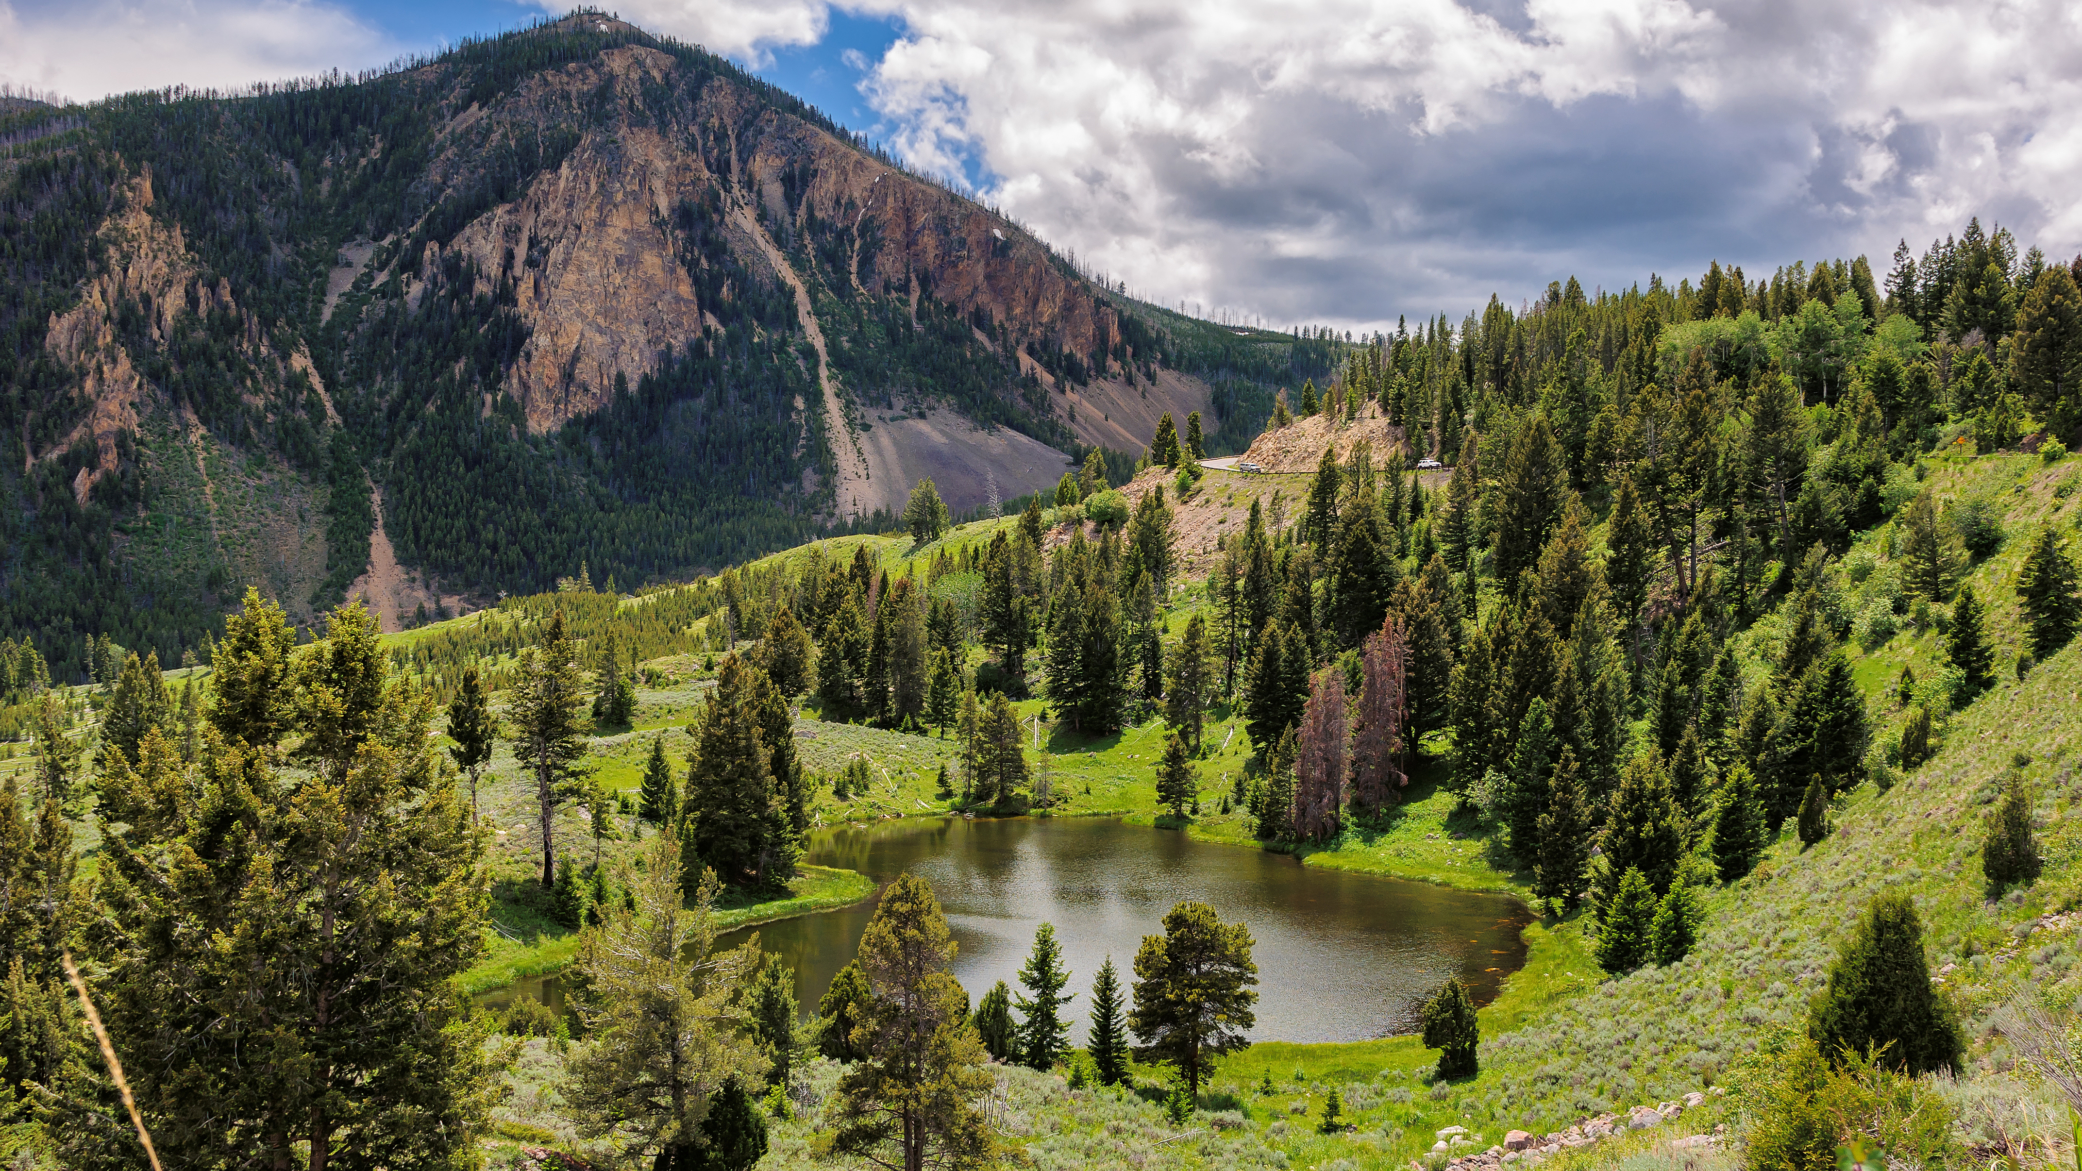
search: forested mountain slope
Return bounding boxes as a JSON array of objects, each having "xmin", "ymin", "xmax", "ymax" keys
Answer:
[{"xmin": 0, "ymin": 10, "xmax": 1339, "ymax": 678}]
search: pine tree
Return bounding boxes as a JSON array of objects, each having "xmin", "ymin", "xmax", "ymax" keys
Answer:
[
  {"xmin": 974, "ymin": 980, "xmax": 1016, "ymax": 1062},
  {"xmin": 207, "ymin": 587, "xmax": 296, "ymax": 748},
  {"xmin": 1899, "ymin": 705, "xmax": 1935, "ymax": 771},
  {"xmin": 1605, "ymin": 475, "xmax": 1655, "ymax": 625},
  {"xmin": 1149, "ymin": 413, "xmax": 1183, "ymax": 469},
  {"xmin": 747, "ymin": 953, "xmax": 801, "ymax": 1089},
  {"xmin": 1255, "ymin": 727, "xmax": 1298, "ymax": 840},
  {"xmin": 1491, "ymin": 417, "xmax": 1571, "ymax": 585},
  {"xmin": 925, "ymin": 649, "xmax": 960, "ymax": 735},
  {"xmin": 1303, "ymin": 446, "xmax": 1341, "ymax": 547},
  {"xmin": 1165, "ymin": 613, "xmax": 1213, "ymax": 753},
  {"xmin": 1982, "ymin": 772, "xmax": 2041, "ymax": 891},
  {"xmin": 1649, "ymin": 883, "xmax": 1704, "ymax": 965},
  {"xmin": 1154, "ymin": 730, "xmax": 1199, "ymax": 819},
  {"xmin": 903, "ymin": 478, "xmax": 952, "ymax": 544},
  {"xmin": 1774, "ymin": 651, "xmax": 1871, "ymax": 816},
  {"xmin": 102, "ymin": 650, "xmax": 173, "ymax": 771},
  {"xmin": 817, "ymin": 596, "xmax": 866, "ymax": 712},
  {"xmin": 639, "ymin": 734, "xmax": 678, "ymax": 824},
  {"xmin": 1055, "ymin": 473, "xmax": 1081, "ymax": 507},
  {"xmin": 1015, "ymin": 923, "xmax": 1075, "ymax": 1070},
  {"xmin": 2011, "ymin": 264, "xmax": 2082, "ymax": 432},
  {"xmin": 1898, "ymin": 492, "xmax": 1958, "ymax": 602},
  {"xmin": 82, "ymin": 603, "xmax": 499, "ymax": 1169},
  {"xmin": 510, "ymin": 608, "xmax": 594, "ymax": 888},
  {"xmin": 1419, "ymin": 977, "xmax": 1479, "ymax": 1079},
  {"xmin": 1184, "ymin": 412, "xmax": 1206, "ymax": 461},
  {"xmin": 27, "ymin": 695, "xmax": 80, "ymax": 811},
  {"xmin": 1599, "ymin": 753, "xmax": 1686, "ymax": 899},
  {"xmin": 446, "ymin": 663, "xmax": 497, "ymax": 824},
  {"xmin": 831, "ymin": 875, "xmax": 997, "ymax": 1171},
  {"xmin": 1534, "ymin": 748, "xmax": 1592, "ymax": 907},
  {"xmin": 1243, "ymin": 621, "xmax": 1294, "ymax": 751},
  {"xmin": 1087, "ymin": 956, "xmax": 1131, "ymax": 1087},
  {"xmin": 1128, "ymin": 901, "xmax": 1259, "ymax": 1097},
  {"xmin": 817, "ymin": 962, "xmax": 873, "ymax": 1062},
  {"xmin": 1946, "ymin": 584, "xmax": 1995, "ymax": 697},
  {"xmin": 2017, "ymin": 526, "xmax": 2082, "ymax": 660},
  {"xmin": 565, "ymin": 834, "xmax": 768, "ymax": 1166},
  {"xmin": 762, "ymin": 603, "xmax": 816, "ymax": 695},
  {"xmin": 686, "ymin": 654, "xmax": 796, "ymax": 887},
  {"xmin": 1710, "ymin": 764, "xmax": 1767, "ymax": 881},
  {"xmin": 980, "ymin": 691, "xmax": 1029, "ymax": 811},
  {"xmin": 1797, "ymin": 775, "xmax": 1832, "ymax": 846},
  {"xmin": 1809, "ymin": 890, "xmax": 1963, "ymax": 1075},
  {"xmin": 1503, "ymin": 698, "xmax": 1554, "ymax": 862},
  {"xmin": 1595, "ymin": 866, "xmax": 1658, "ymax": 974}
]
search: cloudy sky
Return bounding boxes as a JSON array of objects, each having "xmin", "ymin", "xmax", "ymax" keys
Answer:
[{"xmin": 5, "ymin": 0, "xmax": 2079, "ymax": 331}]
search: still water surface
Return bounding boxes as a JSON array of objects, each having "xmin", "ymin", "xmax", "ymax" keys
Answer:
[{"xmin": 483, "ymin": 817, "xmax": 1530, "ymax": 1043}]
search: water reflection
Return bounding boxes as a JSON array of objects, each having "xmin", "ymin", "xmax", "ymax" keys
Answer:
[{"xmin": 480, "ymin": 817, "xmax": 1530, "ymax": 1043}]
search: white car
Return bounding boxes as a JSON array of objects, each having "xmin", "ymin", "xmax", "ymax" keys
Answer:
[
  {"xmin": 1416, "ymin": 458, "xmax": 1442, "ymax": 470},
  {"xmin": 1236, "ymin": 461, "xmax": 1262, "ymax": 474}
]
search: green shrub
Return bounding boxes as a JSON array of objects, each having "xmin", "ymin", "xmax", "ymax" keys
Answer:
[
  {"xmin": 1084, "ymin": 490, "xmax": 1131, "ymax": 526},
  {"xmin": 501, "ymin": 996, "xmax": 560, "ymax": 1037},
  {"xmin": 2043, "ymin": 436, "xmax": 2067, "ymax": 462},
  {"xmin": 1740, "ymin": 1032, "xmax": 1961, "ymax": 1171}
]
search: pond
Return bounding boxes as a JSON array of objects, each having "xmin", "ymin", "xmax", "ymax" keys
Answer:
[{"xmin": 479, "ymin": 817, "xmax": 1531, "ymax": 1043}]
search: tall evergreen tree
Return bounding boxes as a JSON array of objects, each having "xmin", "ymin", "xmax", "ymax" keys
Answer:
[
  {"xmin": 1087, "ymin": 956, "xmax": 1131, "ymax": 1087},
  {"xmin": 903, "ymin": 478, "xmax": 952, "ymax": 544},
  {"xmin": 1184, "ymin": 412, "xmax": 1206, "ymax": 461},
  {"xmin": 686, "ymin": 654, "xmax": 796, "ymax": 887},
  {"xmin": 1809, "ymin": 891, "xmax": 1963, "ymax": 1075},
  {"xmin": 1595, "ymin": 866, "xmax": 1659, "ymax": 974},
  {"xmin": 1774, "ymin": 650, "xmax": 1870, "ymax": 816},
  {"xmin": 510, "ymin": 608, "xmax": 593, "ymax": 888},
  {"xmin": 1149, "ymin": 413, "xmax": 1183, "ymax": 469},
  {"xmin": 639, "ymin": 734, "xmax": 679, "ymax": 825},
  {"xmin": 1491, "ymin": 417, "xmax": 1571, "ymax": 584},
  {"xmin": 973, "ymin": 981, "xmax": 1016, "ymax": 1062},
  {"xmin": 1898, "ymin": 492, "xmax": 1959, "ymax": 602},
  {"xmin": 446, "ymin": 663, "xmax": 497, "ymax": 824},
  {"xmin": 1605, "ymin": 475, "xmax": 1655, "ymax": 626},
  {"xmin": 207, "ymin": 587, "xmax": 296, "ymax": 749},
  {"xmin": 762, "ymin": 603, "xmax": 816, "ymax": 696},
  {"xmin": 1129, "ymin": 901, "xmax": 1259, "ymax": 1098},
  {"xmin": 1710, "ymin": 764, "xmax": 1767, "ymax": 881},
  {"xmin": 1303, "ymin": 446, "xmax": 1342, "ymax": 547},
  {"xmin": 1797, "ymin": 775, "xmax": 1832, "ymax": 846},
  {"xmin": 1155, "ymin": 731, "xmax": 1198, "ymax": 819},
  {"xmin": 80, "ymin": 603, "xmax": 499, "ymax": 1169},
  {"xmin": 830, "ymin": 875, "xmax": 998, "ymax": 1171},
  {"xmin": 2017, "ymin": 526, "xmax": 2082, "ymax": 660},
  {"xmin": 818, "ymin": 962, "xmax": 873, "ymax": 1063},
  {"xmin": 100, "ymin": 650, "xmax": 172, "ymax": 770},
  {"xmin": 565, "ymin": 837, "xmax": 769, "ymax": 1167},
  {"xmin": 1503, "ymin": 698, "xmax": 1554, "ymax": 862},
  {"xmin": 1255, "ymin": 728, "xmax": 1298, "ymax": 840},
  {"xmin": 1600, "ymin": 753, "xmax": 1686, "ymax": 899},
  {"xmin": 1534, "ymin": 748, "xmax": 1592, "ymax": 908},
  {"xmin": 1243, "ymin": 621, "xmax": 1297, "ymax": 751},
  {"xmin": 1014, "ymin": 923, "xmax": 1075, "ymax": 1070},
  {"xmin": 979, "ymin": 692, "xmax": 1029, "ymax": 810},
  {"xmin": 925, "ymin": 649, "xmax": 961, "ymax": 735},
  {"xmin": 1165, "ymin": 613, "xmax": 1214, "ymax": 753},
  {"xmin": 2011, "ymin": 264, "xmax": 2082, "ymax": 433},
  {"xmin": 27, "ymin": 695, "xmax": 80, "ymax": 811}
]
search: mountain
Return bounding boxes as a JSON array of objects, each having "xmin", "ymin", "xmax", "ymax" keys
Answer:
[{"xmin": 0, "ymin": 11, "xmax": 1340, "ymax": 678}]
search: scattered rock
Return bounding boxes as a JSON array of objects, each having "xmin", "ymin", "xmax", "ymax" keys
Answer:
[
  {"xmin": 1437, "ymin": 1125, "xmax": 1468, "ymax": 1139},
  {"xmin": 1683, "ymin": 1092, "xmax": 1706, "ymax": 1108},
  {"xmin": 1505, "ymin": 1130, "xmax": 1533, "ymax": 1151},
  {"xmin": 1629, "ymin": 1108, "xmax": 1663, "ymax": 1129}
]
